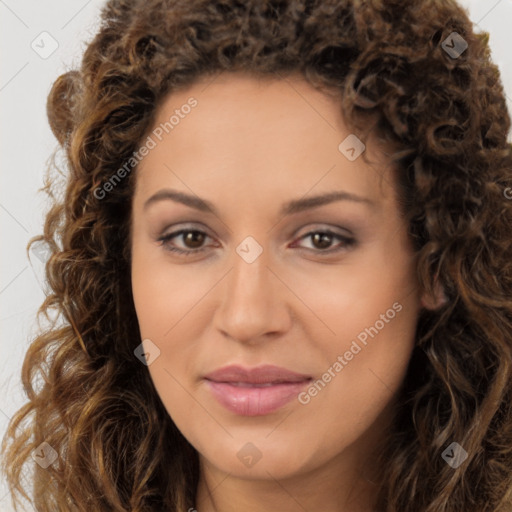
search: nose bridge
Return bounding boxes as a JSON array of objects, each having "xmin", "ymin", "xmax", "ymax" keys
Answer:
[
  {"xmin": 231, "ymin": 242, "xmax": 269, "ymax": 296},
  {"xmin": 227, "ymin": 240, "xmax": 273, "ymax": 312},
  {"xmin": 213, "ymin": 236, "xmax": 288, "ymax": 342}
]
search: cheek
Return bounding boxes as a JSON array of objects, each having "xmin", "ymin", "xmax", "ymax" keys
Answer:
[
  {"xmin": 130, "ymin": 242, "xmax": 201, "ymax": 338},
  {"xmin": 293, "ymin": 300, "xmax": 417, "ymax": 463},
  {"xmin": 130, "ymin": 245, "xmax": 211, "ymax": 391},
  {"xmin": 317, "ymin": 272, "xmax": 419, "ymax": 405},
  {"xmin": 289, "ymin": 250, "xmax": 417, "ymax": 343},
  {"xmin": 130, "ymin": 250, "xmax": 206, "ymax": 438},
  {"xmin": 332, "ymin": 302, "xmax": 416, "ymax": 393},
  {"xmin": 296, "ymin": 246, "xmax": 419, "ymax": 412},
  {"xmin": 304, "ymin": 294, "xmax": 417, "ymax": 400}
]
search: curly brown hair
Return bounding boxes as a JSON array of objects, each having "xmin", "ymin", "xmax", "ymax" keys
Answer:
[{"xmin": 2, "ymin": 0, "xmax": 512, "ymax": 510}]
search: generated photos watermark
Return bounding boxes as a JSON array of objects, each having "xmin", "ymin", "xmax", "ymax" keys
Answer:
[
  {"xmin": 298, "ymin": 301, "xmax": 403, "ymax": 405},
  {"xmin": 93, "ymin": 97, "xmax": 198, "ymax": 200}
]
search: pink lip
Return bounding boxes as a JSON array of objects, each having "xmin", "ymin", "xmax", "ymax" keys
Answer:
[{"xmin": 203, "ymin": 365, "xmax": 312, "ymax": 416}]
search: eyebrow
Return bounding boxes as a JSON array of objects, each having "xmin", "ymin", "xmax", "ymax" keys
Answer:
[{"xmin": 143, "ymin": 188, "xmax": 374, "ymax": 216}]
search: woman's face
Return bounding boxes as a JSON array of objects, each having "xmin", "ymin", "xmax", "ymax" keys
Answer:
[{"xmin": 130, "ymin": 72, "xmax": 423, "ymax": 486}]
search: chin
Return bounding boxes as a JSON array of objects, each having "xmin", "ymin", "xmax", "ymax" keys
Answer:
[{"xmin": 195, "ymin": 431, "xmax": 325, "ymax": 480}]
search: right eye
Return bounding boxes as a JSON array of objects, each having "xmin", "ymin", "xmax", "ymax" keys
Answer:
[{"xmin": 157, "ymin": 229, "xmax": 215, "ymax": 256}]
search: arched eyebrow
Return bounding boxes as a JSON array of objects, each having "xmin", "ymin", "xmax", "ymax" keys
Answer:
[
  {"xmin": 280, "ymin": 190, "xmax": 374, "ymax": 215},
  {"xmin": 143, "ymin": 188, "xmax": 375, "ymax": 216}
]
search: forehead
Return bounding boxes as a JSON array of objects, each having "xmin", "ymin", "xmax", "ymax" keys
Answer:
[{"xmin": 134, "ymin": 72, "xmax": 395, "ymax": 207}]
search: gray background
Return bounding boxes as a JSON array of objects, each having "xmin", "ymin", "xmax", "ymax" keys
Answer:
[{"xmin": 1, "ymin": 1, "xmax": 511, "ymax": 510}]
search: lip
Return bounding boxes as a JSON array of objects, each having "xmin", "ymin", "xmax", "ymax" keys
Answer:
[{"xmin": 203, "ymin": 365, "xmax": 312, "ymax": 416}]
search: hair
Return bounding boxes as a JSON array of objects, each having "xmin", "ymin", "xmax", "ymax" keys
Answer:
[{"xmin": 2, "ymin": 0, "xmax": 512, "ymax": 510}]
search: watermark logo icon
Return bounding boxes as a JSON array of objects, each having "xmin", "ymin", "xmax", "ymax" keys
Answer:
[
  {"xmin": 441, "ymin": 441, "xmax": 468, "ymax": 468},
  {"xmin": 31, "ymin": 243, "xmax": 50, "ymax": 264},
  {"xmin": 236, "ymin": 236, "xmax": 263, "ymax": 264},
  {"xmin": 134, "ymin": 338, "xmax": 161, "ymax": 366},
  {"xmin": 338, "ymin": 134, "xmax": 366, "ymax": 161},
  {"xmin": 31, "ymin": 441, "xmax": 58, "ymax": 469},
  {"xmin": 441, "ymin": 32, "xmax": 468, "ymax": 59},
  {"xmin": 31, "ymin": 31, "xmax": 59, "ymax": 59},
  {"xmin": 237, "ymin": 442, "xmax": 262, "ymax": 468}
]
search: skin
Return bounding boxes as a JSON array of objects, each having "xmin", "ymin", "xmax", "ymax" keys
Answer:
[{"xmin": 130, "ymin": 72, "xmax": 437, "ymax": 512}]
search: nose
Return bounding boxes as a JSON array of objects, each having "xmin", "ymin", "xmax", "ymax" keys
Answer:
[{"xmin": 213, "ymin": 244, "xmax": 292, "ymax": 345}]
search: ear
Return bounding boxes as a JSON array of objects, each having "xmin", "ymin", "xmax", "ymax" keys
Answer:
[{"xmin": 420, "ymin": 275, "xmax": 448, "ymax": 310}]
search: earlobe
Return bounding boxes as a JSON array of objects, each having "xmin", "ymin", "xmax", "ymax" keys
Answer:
[{"xmin": 420, "ymin": 276, "xmax": 448, "ymax": 310}]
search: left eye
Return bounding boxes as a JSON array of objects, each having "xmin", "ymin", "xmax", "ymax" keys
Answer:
[
  {"xmin": 291, "ymin": 229, "xmax": 355, "ymax": 252},
  {"xmin": 157, "ymin": 228, "xmax": 355, "ymax": 256}
]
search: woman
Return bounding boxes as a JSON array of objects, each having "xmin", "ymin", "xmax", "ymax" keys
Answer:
[{"xmin": 2, "ymin": 0, "xmax": 512, "ymax": 510}]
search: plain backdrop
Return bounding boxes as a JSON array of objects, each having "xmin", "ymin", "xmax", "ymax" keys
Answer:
[{"xmin": 1, "ymin": 1, "xmax": 511, "ymax": 510}]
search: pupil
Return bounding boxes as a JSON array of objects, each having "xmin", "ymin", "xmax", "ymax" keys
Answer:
[
  {"xmin": 185, "ymin": 231, "xmax": 204, "ymax": 248},
  {"xmin": 313, "ymin": 233, "xmax": 332, "ymax": 249}
]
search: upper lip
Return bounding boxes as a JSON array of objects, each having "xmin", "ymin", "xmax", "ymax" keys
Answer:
[{"xmin": 203, "ymin": 364, "xmax": 312, "ymax": 384}]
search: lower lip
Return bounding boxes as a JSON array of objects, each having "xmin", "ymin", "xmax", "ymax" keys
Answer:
[{"xmin": 205, "ymin": 380, "xmax": 310, "ymax": 416}]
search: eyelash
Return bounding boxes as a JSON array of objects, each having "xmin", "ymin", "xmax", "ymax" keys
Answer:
[{"xmin": 157, "ymin": 228, "xmax": 356, "ymax": 256}]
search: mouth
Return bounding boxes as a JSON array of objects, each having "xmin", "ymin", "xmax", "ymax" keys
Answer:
[{"xmin": 203, "ymin": 365, "xmax": 313, "ymax": 416}]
